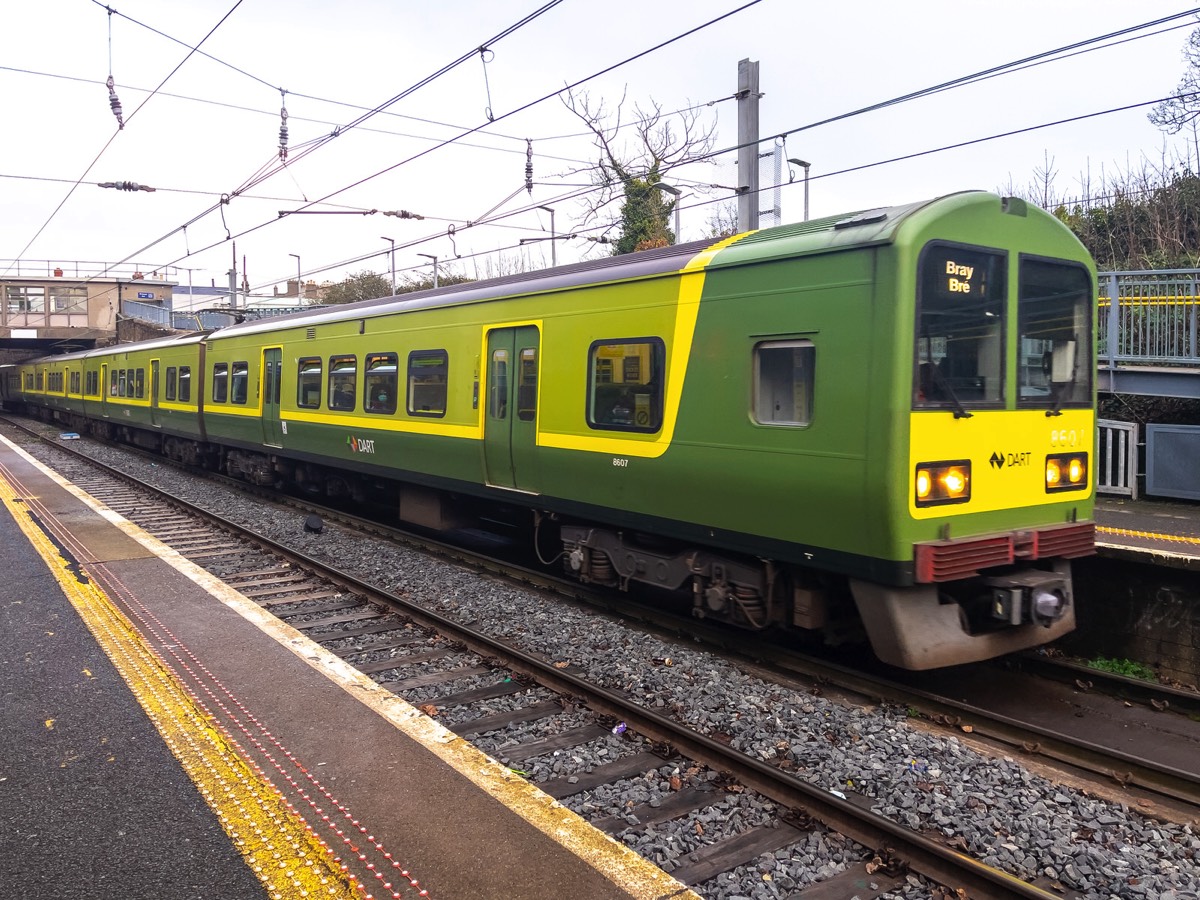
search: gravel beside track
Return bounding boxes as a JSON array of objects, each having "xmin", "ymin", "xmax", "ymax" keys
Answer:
[{"xmin": 18, "ymin": 433, "xmax": 1200, "ymax": 899}]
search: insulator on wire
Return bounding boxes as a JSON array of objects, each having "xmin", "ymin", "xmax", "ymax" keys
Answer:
[
  {"xmin": 525, "ymin": 139, "xmax": 533, "ymax": 195},
  {"xmin": 97, "ymin": 181, "xmax": 156, "ymax": 192},
  {"xmin": 106, "ymin": 75, "xmax": 124, "ymax": 129},
  {"xmin": 278, "ymin": 91, "xmax": 289, "ymax": 161},
  {"xmin": 382, "ymin": 209, "xmax": 425, "ymax": 220}
]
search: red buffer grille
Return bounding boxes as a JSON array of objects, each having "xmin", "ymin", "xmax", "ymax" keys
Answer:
[
  {"xmin": 915, "ymin": 537, "xmax": 1014, "ymax": 583},
  {"xmin": 1030, "ymin": 522, "xmax": 1096, "ymax": 559},
  {"xmin": 914, "ymin": 522, "xmax": 1096, "ymax": 583}
]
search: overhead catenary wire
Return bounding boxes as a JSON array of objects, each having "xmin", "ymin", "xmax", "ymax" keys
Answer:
[
  {"xmin": 17, "ymin": 5, "xmax": 1196, "ymax": 290},
  {"xmin": 1, "ymin": 0, "xmax": 246, "ymax": 277}
]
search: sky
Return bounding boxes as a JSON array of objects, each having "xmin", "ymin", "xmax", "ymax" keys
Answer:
[{"xmin": 3, "ymin": 0, "xmax": 1199, "ymax": 300}]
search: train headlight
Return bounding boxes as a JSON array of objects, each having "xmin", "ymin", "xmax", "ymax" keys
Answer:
[
  {"xmin": 914, "ymin": 460, "xmax": 971, "ymax": 507},
  {"xmin": 1045, "ymin": 453, "xmax": 1088, "ymax": 493}
]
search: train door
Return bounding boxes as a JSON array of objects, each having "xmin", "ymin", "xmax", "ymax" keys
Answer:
[
  {"xmin": 482, "ymin": 326, "xmax": 540, "ymax": 491},
  {"xmin": 149, "ymin": 359, "xmax": 161, "ymax": 427},
  {"xmin": 100, "ymin": 364, "xmax": 109, "ymax": 417},
  {"xmin": 262, "ymin": 347, "xmax": 283, "ymax": 447}
]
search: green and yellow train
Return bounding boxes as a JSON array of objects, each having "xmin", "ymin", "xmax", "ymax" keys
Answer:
[{"xmin": 2, "ymin": 191, "xmax": 1096, "ymax": 669}]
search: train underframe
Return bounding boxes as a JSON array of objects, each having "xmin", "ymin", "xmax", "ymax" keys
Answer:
[{"xmin": 38, "ymin": 407, "xmax": 1078, "ymax": 670}]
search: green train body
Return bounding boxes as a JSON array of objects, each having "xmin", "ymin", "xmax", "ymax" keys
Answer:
[{"xmin": 2, "ymin": 192, "xmax": 1097, "ymax": 669}]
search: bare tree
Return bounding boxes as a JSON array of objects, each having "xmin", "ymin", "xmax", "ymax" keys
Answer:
[
  {"xmin": 1150, "ymin": 22, "xmax": 1200, "ymax": 168},
  {"xmin": 561, "ymin": 89, "xmax": 716, "ymax": 254}
]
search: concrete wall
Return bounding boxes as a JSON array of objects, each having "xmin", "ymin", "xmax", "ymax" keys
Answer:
[{"xmin": 1066, "ymin": 556, "xmax": 1199, "ymax": 686}]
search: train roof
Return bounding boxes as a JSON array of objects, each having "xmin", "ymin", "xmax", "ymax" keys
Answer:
[{"xmin": 210, "ymin": 192, "xmax": 982, "ymax": 341}]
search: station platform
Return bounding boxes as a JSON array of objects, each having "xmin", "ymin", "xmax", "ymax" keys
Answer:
[
  {"xmin": 1095, "ymin": 494, "xmax": 1200, "ymax": 568},
  {"xmin": 0, "ymin": 435, "xmax": 694, "ymax": 900}
]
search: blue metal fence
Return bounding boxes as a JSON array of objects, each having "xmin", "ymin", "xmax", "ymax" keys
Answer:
[{"xmin": 1099, "ymin": 269, "xmax": 1200, "ymax": 367}]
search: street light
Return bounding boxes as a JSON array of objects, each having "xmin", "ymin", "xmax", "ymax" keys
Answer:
[
  {"xmin": 381, "ymin": 236, "xmax": 395, "ymax": 295},
  {"xmin": 418, "ymin": 253, "xmax": 438, "ymax": 288},
  {"xmin": 536, "ymin": 205, "xmax": 556, "ymax": 266},
  {"xmin": 288, "ymin": 253, "xmax": 301, "ymax": 302},
  {"xmin": 651, "ymin": 183, "xmax": 683, "ymax": 243},
  {"xmin": 787, "ymin": 158, "xmax": 811, "ymax": 222}
]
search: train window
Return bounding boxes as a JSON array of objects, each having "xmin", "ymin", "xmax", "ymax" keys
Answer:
[
  {"xmin": 230, "ymin": 361, "xmax": 248, "ymax": 404},
  {"xmin": 70, "ymin": 371, "xmax": 80, "ymax": 394},
  {"xmin": 754, "ymin": 340, "xmax": 815, "ymax": 426},
  {"xmin": 36, "ymin": 370, "xmax": 44, "ymax": 391},
  {"xmin": 517, "ymin": 348, "xmax": 537, "ymax": 422},
  {"xmin": 110, "ymin": 369, "xmax": 118, "ymax": 396},
  {"xmin": 915, "ymin": 243, "xmax": 1006, "ymax": 410},
  {"xmin": 118, "ymin": 369, "xmax": 127, "ymax": 397},
  {"xmin": 178, "ymin": 366, "xmax": 191, "ymax": 403},
  {"xmin": 364, "ymin": 353, "xmax": 398, "ymax": 415},
  {"xmin": 212, "ymin": 363, "xmax": 229, "ymax": 403},
  {"xmin": 165, "ymin": 367, "xmax": 177, "ymax": 401},
  {"xmin": 297, "ymin": 357, "xmax": 322, "ymax": 409},
  {"xmin": 329, "ymin": 356, "xmax": 357, "ymax": 411},
  {"xmin": 135, "ymin": 368, "xmax": 145, "ymax": 399},
  {"xmin": 1017, "ymin": 257, "xmax": 1092, "ymax": 409},
  {"xmin": 408, "ymin": 350, "xmax": 448, "ymax": 418},
  {"xmin": 489, "ymin": 349, "xmax": 508, "ymax": 419},
  {"xmin": 587, "ymin": 339, "xmax": 665, "ymax": 433},
  {"xmin": 86, "ymin": 371, "xmax": 98, "ymax": 396}
]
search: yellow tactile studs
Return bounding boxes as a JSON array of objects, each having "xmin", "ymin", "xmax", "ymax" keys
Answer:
[{"xmin": 0, "ymin": 480, "xmax": 358, "ymax": 900}]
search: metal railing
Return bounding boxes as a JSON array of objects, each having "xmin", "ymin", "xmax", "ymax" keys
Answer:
[
  {"xmin": 1098, "ymin": 270, "xmax": 1200, "ymax": 367},
  {"xmin": 1097, "ymin": 419, "xmax": 1139, "ymax": 498}
]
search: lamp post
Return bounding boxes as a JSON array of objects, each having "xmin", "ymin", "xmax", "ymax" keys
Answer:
[
  {"xmin": 536, "ymin": 205, "xmax": 556, "ymax": 266},
  {"xmin": 288, "ymin": 253, "xmax": 302, "ymax": 302},
  {"xmin": 651, "ymin": 183, "xmax": 683, "ymax": 243},
  {"xmin": 381, "ymin": 236, "xmax": 395, "ymax": 295},
  {"xmin": 787, "ymin": 158, "xmax": 811, "ymax": 221},
  {"xmin": 418, "ymin": 253, "xmax": 438, "ymax": 288}
]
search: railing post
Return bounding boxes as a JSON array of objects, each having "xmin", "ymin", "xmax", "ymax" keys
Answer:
[{"xmin": 1106, "ymin": 272, "xmax": 1120, "ymax": 371}]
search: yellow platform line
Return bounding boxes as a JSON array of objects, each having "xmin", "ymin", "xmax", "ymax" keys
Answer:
[
  {"xmin": 0, "ymin": 476, "xmax": 356, "ymax": 900},
  {"xmin": 1097, "ymin": 524, "xmax": 1200, "ymax": 546}
]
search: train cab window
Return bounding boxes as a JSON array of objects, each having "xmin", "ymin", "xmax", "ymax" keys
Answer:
[
  {"xmin": 587, "ymin": 339, "xmax": 665, "ymax": 433},
  {"xmin": 212, "ymin": 363, "xmax": 229, "ymax": 403},
  {"xmin": 754, "ymin": 340, "xmax": 815, "ymax": 426},
  {"xmin": 408, "ymin": 350, "xmax": 448, "ymax": 417},
  {"xmin": 178, "ymin": 366, "xmax": 192, "ymax": 403},
  {"xmin": 165, "ymin": 367, "xmax": 177, "ymax": 401},
  {"xmin": 230, "ymin": 361, "xmax": 248, "ymax": 404},
  {"xmin": 1017, "ymin": 257, "xmax": 1092, "ymax": 409},
  {"xmin": 297, "ymin": 357, "xmax": 322, "ymax": 409},
  {"xmin": 328, "ymin": 356, "xmax": 357, "ymax": 411},
  {"xmin": 914, "ymin": 244, "xmax": 1006, "ymax": 410},
  {"xmin": 134, "ymin": 368, "xmax": 145, "ymax": 399},
  {"xmin": 364, "ymin": 353, "xmax": 398, "ymax": 414}
]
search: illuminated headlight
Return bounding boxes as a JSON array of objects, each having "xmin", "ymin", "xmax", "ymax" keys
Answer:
[
  {"xmin": 915, "ymin": 460, "xmax": 971, "ymax": 507},
  {"xmin": 1045, "ymin": 453, "xmax": 1088, "ymax": 493}
]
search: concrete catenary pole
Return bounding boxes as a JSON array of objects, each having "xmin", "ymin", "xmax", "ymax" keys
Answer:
[{"xmin": 737, "ymin": 58, "xmax": 760, "ymax": 233}]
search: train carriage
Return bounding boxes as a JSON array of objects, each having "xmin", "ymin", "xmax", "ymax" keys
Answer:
[{"xmin": 3, "ymin": 191, "xmax": 1096, "ymax": 669}]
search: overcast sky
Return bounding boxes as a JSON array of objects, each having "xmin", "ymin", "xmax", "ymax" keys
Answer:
[{"xmin": 3, "ymin": 1, "xmax": 1198, "ymax": 297}]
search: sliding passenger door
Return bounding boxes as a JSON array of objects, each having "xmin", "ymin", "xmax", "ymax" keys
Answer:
[
  {"xmin": 262, "ymin": 347, "xmax": 283, "ymax": 447},
  {"xmin": 482, "ymin": 326, "xmax": 539, "ymax": 492}
]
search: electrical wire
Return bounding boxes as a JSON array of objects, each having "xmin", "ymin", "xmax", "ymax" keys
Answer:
[{"xmin": 1, "ymin": 0, "xmax": 245, "ymax": 277}]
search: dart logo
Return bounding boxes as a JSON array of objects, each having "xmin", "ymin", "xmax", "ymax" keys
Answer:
[
  {"xmin": 989, "ymin": 450, "xmax": 1029, "ymax": 470},
  {"xmin": 347, "ymin": 435, "xmax": 375, "ymax": 454}
]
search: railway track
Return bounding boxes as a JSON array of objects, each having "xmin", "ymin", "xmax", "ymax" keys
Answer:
[{"xmin": 5, "ymin": 416, "xmax": 1198, "ymax": 898}]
